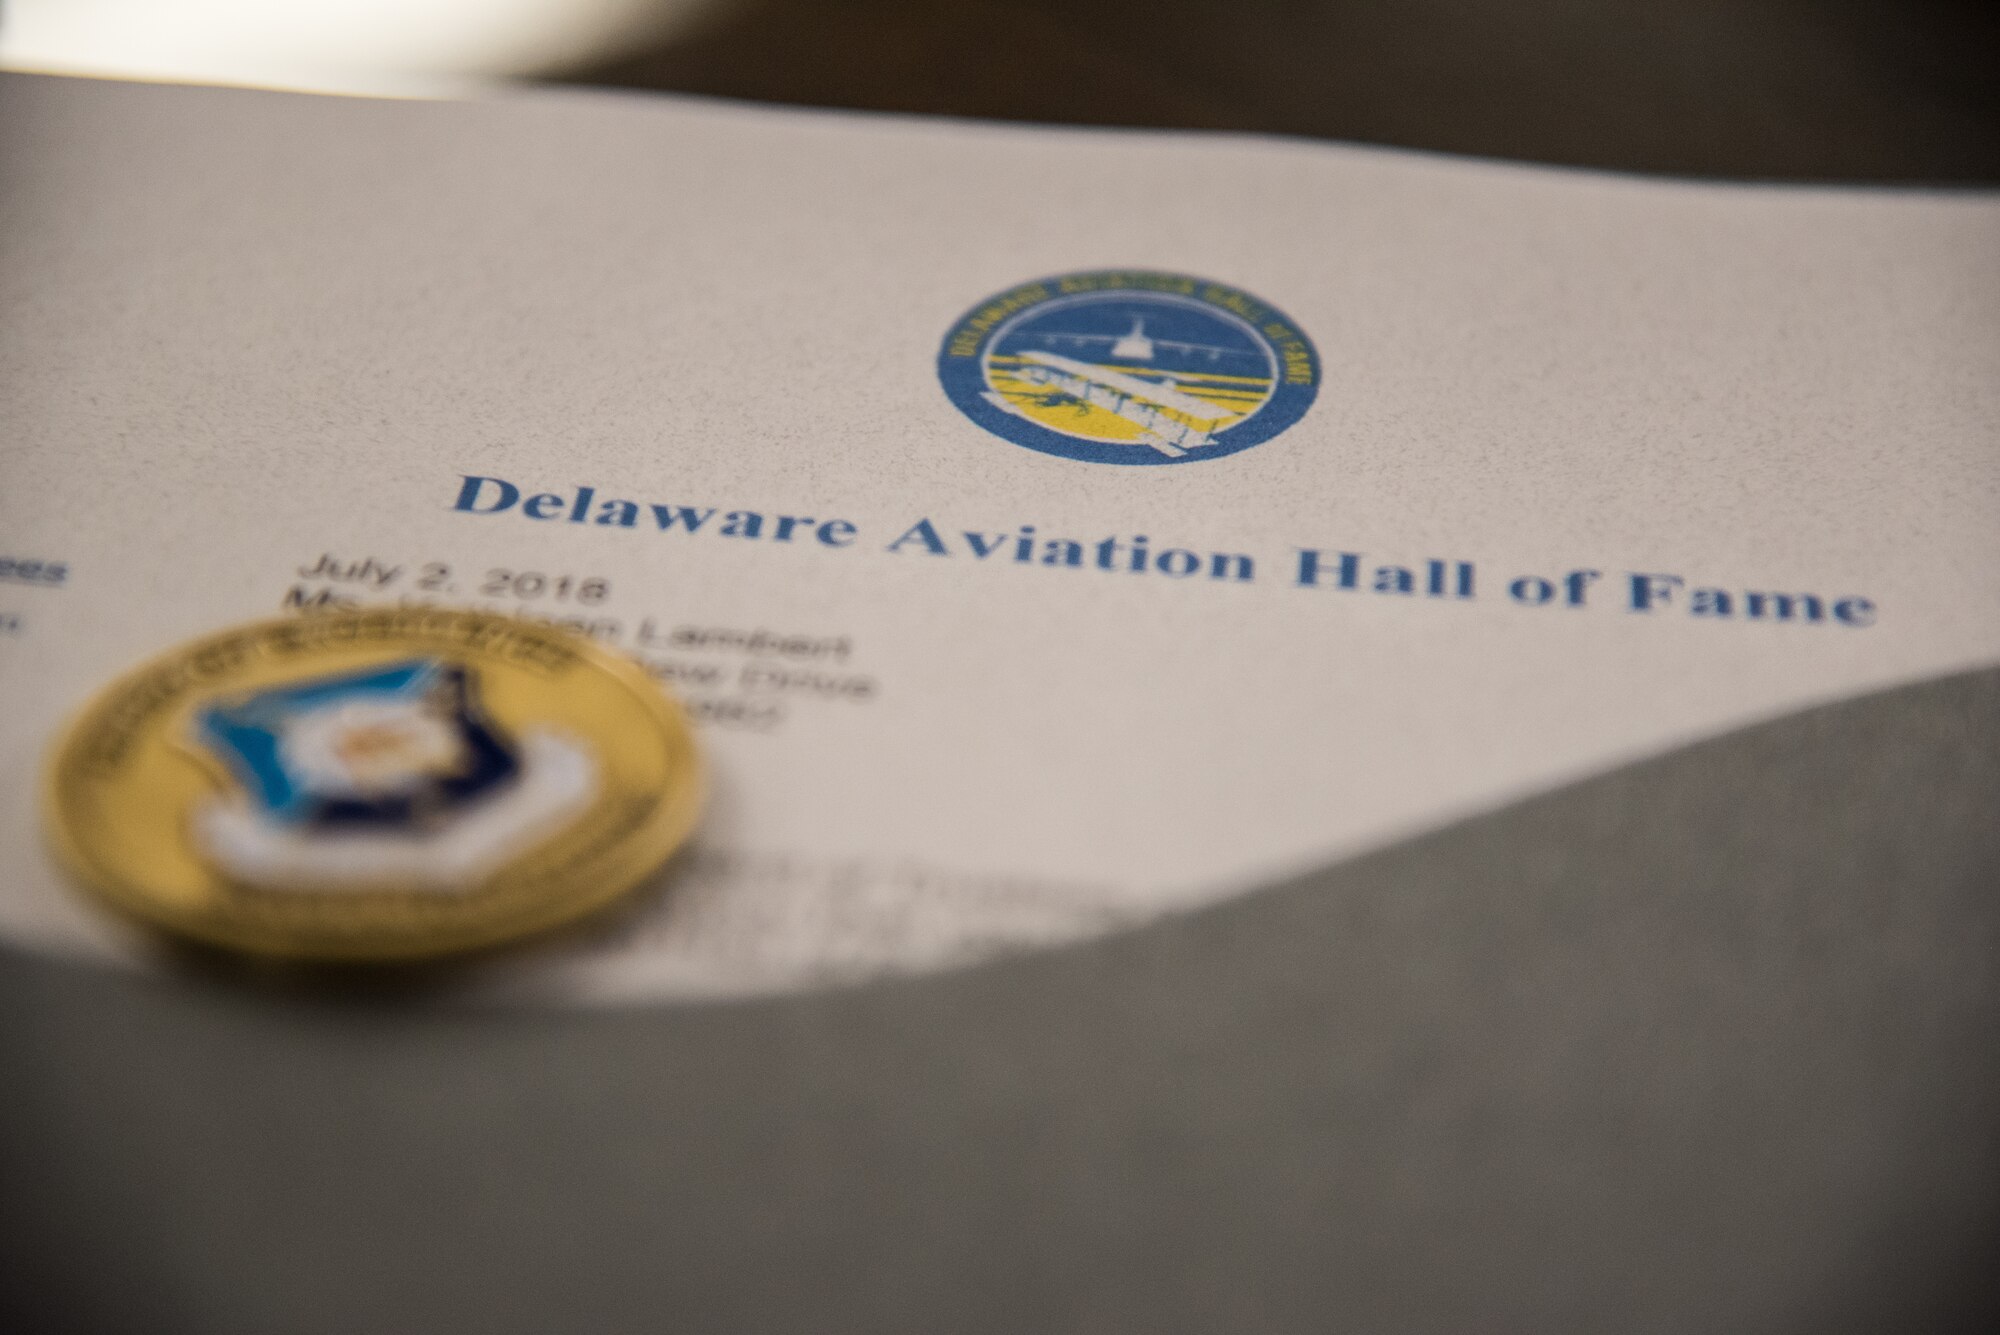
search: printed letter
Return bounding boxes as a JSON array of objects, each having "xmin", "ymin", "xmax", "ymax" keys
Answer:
[
  {"xmin": 453, "ymin": 475, "xmax": 519, "ymax": 514},
  {"xmin": 888, "ymin": 518, "xmax": 950, "ymax": 555},
  {"xmin": 1744, "ymin": 592, "xmax": 1823, "ymax": 622},
  {"xmin": 1689, "ymin": 588, "xmax": 1732, "ymax": 617},
  {"xmin": 1296, "ymin": 550, "xmax": 1362, "ymax": 589},
  {"xmin": 1628, "ymin": 573, "xmax": 1683, "ymax": 612},
  {"xmin": 1209, "ymin": 552, "xmax": 1254, "ymax": 582},
  {"xmin": 1043, "ymin": 540, "xmax": 1084, "ymax": 567},
  {"xmin": 1510, "ymin": 575, "xmax": 1555, "ymax": 605},
  {"xmin": 1374, "ymin": 565, "xmax": 1415, "ymax": 595},
  {"xmin": 963, "ymin": 531, "xmax": 1010, "ymax": 559},
  {"xmin": 596, "ymin": 499, "xmax": 640, "ymax": 527}
]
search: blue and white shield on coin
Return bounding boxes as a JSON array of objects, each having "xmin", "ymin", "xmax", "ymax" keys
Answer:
[{"xmin": 190, "ymin": 659, "xmax": 597, "ymax": 891}]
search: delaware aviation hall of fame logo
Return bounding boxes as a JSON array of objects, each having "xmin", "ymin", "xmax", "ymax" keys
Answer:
[{"xmin": 938, "ymin": 270, "xmax": 1320, "ymax": 465}]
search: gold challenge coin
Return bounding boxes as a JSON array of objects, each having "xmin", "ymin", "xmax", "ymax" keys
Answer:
[{"xmin": 44, "ymin": 609, "xmax": 702, "ymax": 961}]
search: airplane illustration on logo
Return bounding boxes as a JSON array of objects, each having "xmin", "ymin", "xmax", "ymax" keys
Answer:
[
  {"xmin": 1029, "ymin": 317, "xmax": 1255, "ymax": 366},
  {"xmin": 994, "ymin": 351, "xmax": 1238, "ymax": 457}
]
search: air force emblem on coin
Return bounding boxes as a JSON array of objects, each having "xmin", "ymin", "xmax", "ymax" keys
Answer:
[
  {"xmin": 193, "ymin": 658, "xmax": 596, "ymax": 892},
  {"xmin": 939, "ymin": 270, "xmax": 1320, "ymax": 465}
]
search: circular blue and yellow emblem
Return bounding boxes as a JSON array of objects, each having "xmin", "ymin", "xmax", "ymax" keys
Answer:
[{"xmin": 938, "ymin": 270, "xmax": 1319, "ymax": 465}]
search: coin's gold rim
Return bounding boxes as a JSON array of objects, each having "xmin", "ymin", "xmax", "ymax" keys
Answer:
[{"xmin": 41, "ymin": 609, "xmax": 704, "ymax": 963}]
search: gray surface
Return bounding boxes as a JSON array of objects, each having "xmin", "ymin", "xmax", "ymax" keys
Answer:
[{"xmin": 3, "ymin": 667, "xmax": 1997, "ymax": 1333}]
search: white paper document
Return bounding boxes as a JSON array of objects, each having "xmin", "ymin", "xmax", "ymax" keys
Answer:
[{"xmin": 2, "ymin": 73, "xmax": 1996, "ymax": 1002}]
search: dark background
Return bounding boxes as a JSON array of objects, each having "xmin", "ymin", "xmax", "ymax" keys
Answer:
[{"xmin": 563, "ymin": 0, "xmax": 2000, "ymax": 182}]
